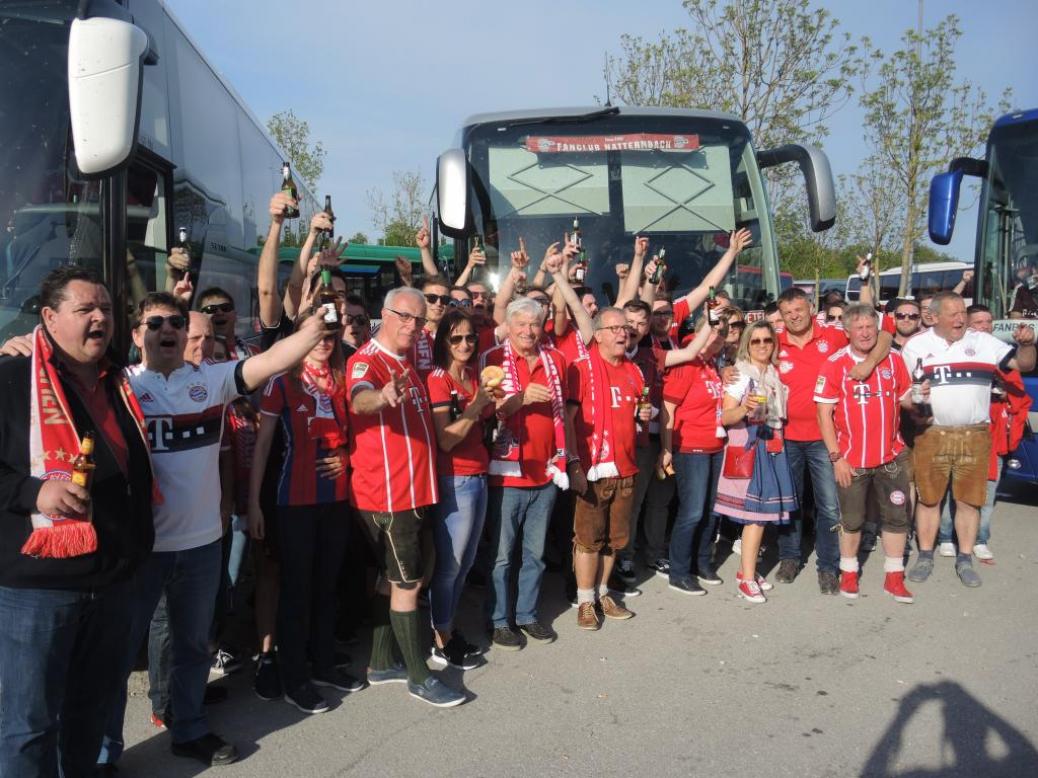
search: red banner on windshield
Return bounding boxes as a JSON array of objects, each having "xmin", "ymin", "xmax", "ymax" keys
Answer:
[{"xmin": 524, "ymin": 134, "xmax": 700, "ymax": 153}]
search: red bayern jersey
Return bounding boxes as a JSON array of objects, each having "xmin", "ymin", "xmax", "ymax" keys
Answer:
[
  {"xmin": 409, "ymin": 328, "xmax": 436, "ymax": 381},
  {"xmin": 481, "ymin": 344, "xmax": 568, "ymax": 488},
  {"xmin": 813, "ymin": 348, "xmax": 911, "ymax": 469},
  {"xmin": 224, "ymin": 398, "xmax": 258, "ymax": 513},
  {"xmin": 554, "ymin": 325, "xmax": 590, "ymax": 366},
  {"xmin": 425, "ymin": 367, "xmax": 492, "ymax": 477},
  {"xmin": 777, "ymin": 324, "xmax": 849, "ymax": 441},
  {"xmin": 662, "ymin": 357, "xmax": 725, "ymax": 453},
  {"xmin": 260, "ymin": 374, "xmax": 349, "ymax": 506},
  {"xmin": 347, "ymin": 339, "xmax": 438, "ymax": 512},
  {"xmin": 567, "ymin": 353, "xmax": 644, "ymax": 477}
]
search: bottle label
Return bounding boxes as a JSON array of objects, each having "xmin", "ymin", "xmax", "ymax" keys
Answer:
[{"xmin": 72, "ymin": 471, "xmax": 89, "ymax": 488}]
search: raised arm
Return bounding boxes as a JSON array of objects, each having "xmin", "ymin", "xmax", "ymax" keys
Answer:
[
  {"xmin": 283, "ymin": 211, "xmax": 333, "ymax": 321},
  {"xmin": 241, "ymin": 313, "xmax": 324, "ymax": 392},
  {"xmin": 675, "ymin": 228, "xmax": 752, "ymax": 312},
  {"xmin": 547, "ymin": 246, "xmax": 593, "ymax": 345},
  {"xmin": 1008, "ymin": 324, "xmax": 1037, "ymax": 372},
  {"xmin": 258, "ymin": 192, "xmax": 294, "ymax": 327},
  {"xmin": 453, "ymin": 242, "xmax": 485, "ymax": 287},
  {"xmin": 415, "ymin": 215, "xmax": 439, "ymax": 279},
  {"xmin": 615, "ymin": 236, "xmax": 649, "ymax": 308},
  {"xmin": 662, "ymin": 310, "xmax": 714, "ymax": 367}
]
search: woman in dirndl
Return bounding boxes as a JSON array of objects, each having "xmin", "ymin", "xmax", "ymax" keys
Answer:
[{"xmin": 714, "ymin": 320, "xmax": 797, "ymax": 604}]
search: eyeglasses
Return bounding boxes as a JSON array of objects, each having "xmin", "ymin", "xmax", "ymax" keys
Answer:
[
  {"xmin": 448, "ymin": 333, "xmax": 478, "ymax": 345},
  {"xmin": 449, "ymin": 299, "xmax": 473, "ymax": 308},
  {"xmin": 344, "ymin": 313, "xmax": 368, "ymax": 325},
  {"xmin": 895, "ymin": 312, "xmax": 921, "ymax": 321},
  {"xmin": 652, "ymin": 310, "xmax": 674, "ymax": 318},
  {"xmin": 200, "ymin": 302, "xmax": 234, "ymax": 315},
  {"xmin": 597, "ymin": 325, "xmax": 629, "ymax": 336},
  {"xmin": 424, "ymin": 293, "xmax": 450, "ymax": 306},
  {"xmin": 140, "ymin": 314, "xmax": 186, "ymax": 331},
  {"xmin": 384, "ymin": 307, "xmax": 427, "ymax": 328},
  {"xmin": 749, "ymin": 337, "xmax": 774, "ymax": 346}
]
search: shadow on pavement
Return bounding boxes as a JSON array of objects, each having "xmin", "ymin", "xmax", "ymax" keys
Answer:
[{"xmin": 861, "ymin": 680, "xmax": 1038, "ymax": 777}]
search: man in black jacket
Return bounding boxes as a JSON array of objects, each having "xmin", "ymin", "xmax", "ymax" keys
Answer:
[{"xmin": 0, "ymin": 266, "xmax": 154, "ymax": 777}]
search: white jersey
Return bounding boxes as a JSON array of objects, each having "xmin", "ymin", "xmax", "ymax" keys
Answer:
[
  {"xmin": 900, "ymin": 328, "xmax": 1012, "ymax": 427},
  {"xmin": 127, "ymin": 360, "xmax": 243, "ymax": 552}
]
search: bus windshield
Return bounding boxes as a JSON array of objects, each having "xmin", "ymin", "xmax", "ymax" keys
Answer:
[
  {"xmin": 463, "ymin": 114, "xmax": 775, "ymax": 311},
  {"xmin": 0, "ymin": 1, "xmax": 106, "ymax": 340}
]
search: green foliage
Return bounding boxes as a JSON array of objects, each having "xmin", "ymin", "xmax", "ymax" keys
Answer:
[
  {"xmin": 367, "ymin": 170, "xmax": 427, "ymax": 247},
  {"xmin": 347, "ymin": 231, "xmax": 370, "ymax": 246},
  {"xmin": 266, "ymin": 110, "xmax": 326, "ymax": 191}
]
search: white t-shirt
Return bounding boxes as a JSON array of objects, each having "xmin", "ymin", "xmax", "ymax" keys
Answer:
[
  {"xmin": 127, "ymin": 360, "xmax": 243, "ymax": 552},
  {"xmin": 900, "ymin": 328, "xmax": 1012, "ymax": 427}
]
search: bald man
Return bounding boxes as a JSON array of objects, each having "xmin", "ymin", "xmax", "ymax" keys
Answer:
[{"xmin": 184, "ymin": 311, "xmax": 215, "ymax": 366}]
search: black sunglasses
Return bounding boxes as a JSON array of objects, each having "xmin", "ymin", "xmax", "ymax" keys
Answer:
[
  {"xmin": 344, "ymin": 313, "xmax": 369, "ymax": 325},
  {"xmin": 448, "ymin": 333, "xmax": 478, "ymax": 345},
  {"xmin": 141, "ymin": 314, "xmax": 186, "ymax": 331},
  {"xmin": 449, "ymin": 299, "xmax": 473, "ymax": 308},
  {"xmin": 201, "ymin": 302, "xmax": 234, "ymax": 315},
  {"xmin": 749, "ymin": 337, "xmax": 774, "ymax": 346},
  {"xmin": 424, "ymin": 293, "xmax": 451, "ymax": 306},
  {"xmin": 895, "ymin": 312, "xmax": 921, "ymax": 321}
]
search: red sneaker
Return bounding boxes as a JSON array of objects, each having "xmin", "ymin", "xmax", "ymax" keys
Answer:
[
  {"xmin": 736, "ymin": 575, "xmax": 766, "ymax": 603},
  {"xmin": 736, "ymin": 570, "xmax": 773, "ymax": 592},
  {"xmin": 149, "ymin": 712, "xmax": 167, "ymax": 729},
  {"xmin": 839, "ymin": 570, "xmax": 859, "ymax": 599},
  {"xmin": 884, "ymin": 571, "xmax": 914, "ymax": 604}
]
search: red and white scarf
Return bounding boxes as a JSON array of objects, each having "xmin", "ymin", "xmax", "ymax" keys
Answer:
[
  {"xmin": 489, "ymin": 339, "xmax": 569, "ymax": 489},
  {"xmin": 24, "ymin": 326, "xmax": 152, "ymax": 558},
  {"xmin": 584, "ymin": 346, "xmax": 641, "ymax": 481}
]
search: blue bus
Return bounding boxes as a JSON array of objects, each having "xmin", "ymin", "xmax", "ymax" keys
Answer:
[{"xmin": 929, "ymin": 108, "xmax": 1038, "ymax": 485}]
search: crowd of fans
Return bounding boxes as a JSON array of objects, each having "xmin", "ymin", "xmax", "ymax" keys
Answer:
[{"xmin": 0, "ymin": 189, "xmax": 1035, "ymax": 775}]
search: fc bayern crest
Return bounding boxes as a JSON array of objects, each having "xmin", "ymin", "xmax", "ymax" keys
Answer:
[
  {"xmin": 779, "ymin": 360, "xmax": 794, "ymax": 374},
  {"xmin": 880, "ymin": 368, "xmax": 892, "ymax": 379},
  {"xmin": 817, "ymin": 340, "xmax": 830, "ymax": 354},
  {"xmin": 188, "ymin": 384, "xmax": 208, "ymax": 403},
  {"xmin": 964, "ymin": 347, "xmax": 976, "ymax": 357}
]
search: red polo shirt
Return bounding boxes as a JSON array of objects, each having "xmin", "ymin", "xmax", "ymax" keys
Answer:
[{"xmin": 777, "ymin": 325, "xmax": 848, "ymax": 441}]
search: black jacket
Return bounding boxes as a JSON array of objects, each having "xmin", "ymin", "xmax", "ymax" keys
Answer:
[{"xmin": 0, "ymin": 355, "xmax": 154, "ymax": 590}]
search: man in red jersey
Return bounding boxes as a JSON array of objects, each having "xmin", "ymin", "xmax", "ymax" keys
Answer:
[
  {"xmin": 567, "ymin": 307, "xmax": 648, "ymax": 629},
  {"xmin": 815, "ymin": 304, "xmax": 916, "ymax": 604},
  {"xmin": 347, "ymin": 286, "xmax": 464, "ymax": 708},
  {"xmin": 411, "ymin": 276, "xmax": 451, "ymax": 380}
]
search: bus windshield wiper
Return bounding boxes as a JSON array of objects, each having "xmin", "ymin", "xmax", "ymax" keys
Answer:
[{"xmin": 502, "ymin": 106, "xmax": 620, "ymax": 130}]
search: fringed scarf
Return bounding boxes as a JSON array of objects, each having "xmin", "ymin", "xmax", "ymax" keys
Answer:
[{"xmin": 584, "ymin": 346, "xmax": 642, "ymax": 481}]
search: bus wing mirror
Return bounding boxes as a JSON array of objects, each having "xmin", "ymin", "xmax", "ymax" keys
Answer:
[
  {"xmin": 437, "ymin": 149, "xmax": 470, "ymax": 237},
  {"xmin": 757, "ymin": 144, "xmax": 836, "ymax": 232},
  {"xmin": 68, "ymin": 17, "xmax": 149, "ymax": 176},
  {"xmin": 928, "ymin": 170, "xmax": 963, "ymax": 245}
]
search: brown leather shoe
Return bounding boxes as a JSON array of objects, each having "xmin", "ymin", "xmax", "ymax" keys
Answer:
[
  {"xmin": 599, "ymin": 595, "xmax": 634, "ymax": 620},
  {"xmin": 577, "ymin": 601, "xmax": 600, "ymax": 630}
]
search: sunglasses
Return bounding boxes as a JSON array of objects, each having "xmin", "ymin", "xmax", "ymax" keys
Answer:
[
  {"xmin": 344, "ymin": 313, "xmax": 368, "ymax": 325},
  {"xmin": 448, "ymin": 333, "xmax": 478, "ymax": 345},
  {"xmin": 652, "ymin": 310, "xmax": 674, "ymax": 318},
  {"xmin": 141, "ymin": 314, "xmax": 186, "ymax": 331},
  {"xmin": 729, "ymin": 321, "xmax": 746, "ymax": 329},
  {"xmin": 895, "ymin": 313, "xmax": 921, "ymax": 321},
  {"xmin": 200, "ymin": 302, "xmax": 234, "ymax": 315},
  {"xmin": 825, "ymin": 314, "xmax": 840, "ymax": 322},
  {"xmin": 749, "ymin": 337, "xmax": 774, "ymax": 346},
  {"xmin": 424, "ymin": 293, "xmax": 450, "ymax": 306},
  {"xmin": 449, "ymin": 299, "xmax": 473, "ymax": 308},
  {"xmin": 385, "ymin": 307, "xmax": 428, "ymax": 328}
]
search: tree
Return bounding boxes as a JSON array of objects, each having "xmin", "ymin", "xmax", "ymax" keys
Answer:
[
  {"xmin": 266, "ymin": 110, "xmax": 326, "ymax": 191},
  {"xmin": 858, "ymin": 15, "xmax": 1010, "ymax": 296},
  {"xmin": 367, "ymin": 169, "xmax": 426, "ymax": 247},
  {"xmin": 604, "ymin": 0, "xmax": 859, "ymax": 152},
  {"xmin": 348, "ymin": 231, "xmax": 369, "ymax": 246}
]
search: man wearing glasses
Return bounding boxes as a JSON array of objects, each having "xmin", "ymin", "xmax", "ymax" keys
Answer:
[
  {"xmin": 197, "ymin": 288, "xmax": 257, "ymax": 361},
  {"xmin": 890, "ymin": 299, "xmax": 923, "ymax": 350},
  {"xmin": 347, "ymin": 287, "xmax": 465, "ymax": 707}
]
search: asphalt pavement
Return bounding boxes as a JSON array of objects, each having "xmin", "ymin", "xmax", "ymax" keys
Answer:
[{"xmin": 117, "ymin": 489, "xmax": 1038, "ymax": 777}]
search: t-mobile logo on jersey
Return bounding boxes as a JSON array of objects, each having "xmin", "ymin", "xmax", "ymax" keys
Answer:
[
  {"xmin": 610, "ymin": 386, "xmax": 623, "ymax": 408},
  {"xmin": 852, "ymin": 384, "xmax": 872, "ymax": 406}
]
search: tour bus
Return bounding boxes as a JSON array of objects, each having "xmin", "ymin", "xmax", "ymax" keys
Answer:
[
  {"xmin": 929, "ymin": 107, "xmax": 1038, "ymax": 485},
  {"xmin": 0, "ymin": 0, "xmax": 317, "ymax": 354},
  {"xmin": 428, "ymin": 107, "xmax": 836, "ymax": 317},
  {"xmin": 844, "ymin": 261, "xmax": 971, "ymax": 305}
]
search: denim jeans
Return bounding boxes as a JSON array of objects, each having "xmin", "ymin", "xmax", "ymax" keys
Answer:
[
  {"xmin": 781, "ymin": 439, "xmax": 841, "ymax": 573},
  {"xmin": 621, "ymin": 437, "xmax": 675, "ymax": 565},
  {"xmin": 99, "ymin": 540, "xmax": 222, "ymax": 763},
  {"xmin": 147, "ymin": 594, "xmax": 171, "ymax": 717},
  {"xmin": 669, "ymin": 450, "xmax": 722, "ymax": 580},
  {"xmin": 938, "ymin": 458, "xmax": 1002, "ymax": 546},
  {"xmin": 485, "ymin": 482, "xmax": 557, "ymax": 628},
  {"xmin": 275, "ymin": 502, "xmax": 349, "ymax": 691},
  {"xmin": 0, "ymin": 581, "xmax": 131, "ymax": 777},
  {"xmin": 432, "ymin": 475, "xmax": 487, "ymax": 631}
]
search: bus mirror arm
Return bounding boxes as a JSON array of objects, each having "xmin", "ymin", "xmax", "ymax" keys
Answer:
[{"xmin": 757, "ymin": 144, "xmax": 836, "ymax": 233}]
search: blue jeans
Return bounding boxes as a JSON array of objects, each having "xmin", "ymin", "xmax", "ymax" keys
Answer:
[
  {"xmin": 781, "ymin": 439, "xmax": 841, "ymax": 573},
  {"xmin": 485, "ymin": 482, "xmax": 557, "ymax": 628},
  {"xmin": 669, "ymin": 450, "xmax": 722, "ymax": 580},
  {"xmin": 0, "ymin": 582, "xmax": 131, "ymax": 777},
  {"xmin": 147, "ymin": 594, "xmax": 171, "ymax": 717},
  {"xmin": 432, "ymin": 475, "xmax": 487, "ymax": 631},
  {"xmin": 938, "ymin": 458, "xmax": 1001, "ymax": 546},
  {"xmin": 99, "ymin": 540, "xmax": 222, "ymax": 763}
]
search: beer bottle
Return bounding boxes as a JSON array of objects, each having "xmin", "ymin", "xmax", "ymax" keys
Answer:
[
  {"xmin": 707, "ymin": 286, "xmax": 723, "ymax": 324},
  {"xmin": 71, "ymin": 433, "xmax": 96, "ymax": 491},
  {"xmin": 178, "ymin": 226, "xmax": 189, "ymax": 248},
  {"xmin": 281, "ymin": 162, "xmax": 300, "ymax": 219},
  {"xmin": 859, "ymin": 252, "xmax": 872, "ymax": 281},
  {"xmin": 572, "ymin": 217, "xmax": 582, "ymax": 251},
  {"xmin": 471, "ymin": 234, "xmax": 484, "ymax": 282},
  {"xmin": 319, "ymin": 195, "xmax": 335, "ymax": 249},
  {"xmin": 649, "ymin": 247, "xmax": 667, "ymax": 285},
  {"xmin": 318, "ymin": 269, "xmax": 340, "ymax": 330},
  {"xmin": 911, "ymin": 358, "xmax": 926, "ymax": 405},
  {"xmin": 449, "ymin": 389, "xmax": 463, "ymax": 422}
]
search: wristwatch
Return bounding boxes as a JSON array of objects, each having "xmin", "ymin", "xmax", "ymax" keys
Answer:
[{"xmin": 828, "ymin": 451, "xmax": 841, "ymax": 463}]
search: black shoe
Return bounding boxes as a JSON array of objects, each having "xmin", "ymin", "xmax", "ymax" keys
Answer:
[
  {"xmin": 518, "ymin": 621, "xmax": 556, "ymax": 643},
  {"xmin": 254, "ymin": 652, "xmax": 282, "ymax": 701},
  {"xmin": 669, "ymin": 576, "xmax": 706, "ymax": 596},
  {"xmin": 284, "ymin": 683, "xmax": 330, "ymax": 714},
  {"xmin": 818, "ymin": 570, "xmax": 839, "ymax": 595},
  {"xmin": 203, "ymin": 685, "xmax": 228, "ymax": 705},
  {"xmin": 312, "ymin": 667, "xmax": 367, "ymax": 693},
  {"xmin": 431, "ymin": 635, "xmax": 482, "ymax": 670},
  {"xmin": 490, "ymin": 626, "xmax": 523, "ymax": 651},
  {"xmin": 171, "ymin": 733, "xmax": 239, "ymax": 766},
  {"xmin": 451, "ymin": 629, "xmax": 483, "ymax": 657},
  {"xmin": 616, "ymin": 558, "xmax": 637, "ymax": 584},
  {"xmin": 696, "ymin": 569, "xmax": 723, "ymax": 586},
  {"xmin": 775, "ymin": 559, "xmax": 799, "ymax": 584}
]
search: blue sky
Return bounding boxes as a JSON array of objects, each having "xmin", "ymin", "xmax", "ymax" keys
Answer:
[{"xmin": 165, "ymin": 0, "xmax": 1037, "ymax": 261}]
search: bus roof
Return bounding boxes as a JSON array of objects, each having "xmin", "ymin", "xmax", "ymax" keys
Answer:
[
  {"xmin": 994, "ymin": 108, "xmax": 1038, "ymax": 130},
  {"xmin": 461, "ymin": 105, "xmax": 743, "ymax": 129}
]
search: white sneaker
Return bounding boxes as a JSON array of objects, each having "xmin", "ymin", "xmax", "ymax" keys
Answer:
[
  {"xmin": 732, "ymin": 538, "xmax": 742, "ymax": 556},
  {"xmin": 938, "ymin": 542, "xmax": 957, "ymax": 557},
  {"xmin": 973, "ymin": 544, "xmax": 993, "ymax": 560}
]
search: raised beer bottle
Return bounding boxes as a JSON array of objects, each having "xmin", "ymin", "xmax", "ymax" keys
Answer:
[
  {"xmin": 317, "ymin": 269, "xmax": 340, "ymax": 330},
  {"xmin": 178, "ymin": 226, "xmax": 189, "ymax": 248},
  {"xmin": 319, "ymin": 195, "xmax": 336, "ymax": 249},
  {"xmin": 649, "ymin": 247, "xmax": 667, "ymax": 285},
  {"xmin": 859, "ymin": 252, "xmax": 872, "ymax": 281},
  {"xmin": 281, "ymin": 162, "xmax": 300, "ymax": 219},
  {"xmin": 470, "ymin": 234, "xmax": 484, "ymax": 282},
  {"xmin": 707, "ymin": 286, "xmax": 723, "ymax": 325},
  {"xmin": 572, "ymin": 217, "xmax": 582, "ymax": 251},
  {"xmin": 71, "ymin": 433, "xmax": 96, "ymax": 490}
]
